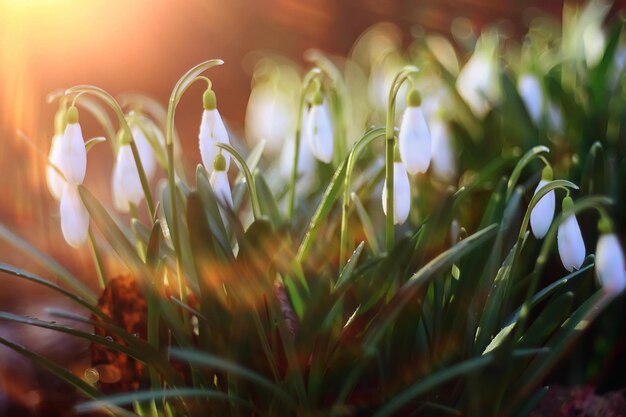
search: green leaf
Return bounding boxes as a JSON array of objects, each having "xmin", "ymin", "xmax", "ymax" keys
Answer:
[
  {"xmin": 75, "ymin": 388, "xmax": 251, "ymax": 413},
  {"xmin": 351, "ymin": 193, "xmax": 381, "ymax": 254},
  {"xmin": 0, "ymin": 336, "xmax": 100, "ymax": 399},
  {"xmin": 0, "ymin": 224, "xmax": 95, "ymax": 302},
  {"xmin": 506, "ymin": 145, "xmax": 550, "ymax": 200},
  {"xmin": 84, "ymin": 136, "xmax": 107, "ymax": 153},
  {"xmin": 255, "ymin": 172, "xmax": 283, "ymax": 226}
]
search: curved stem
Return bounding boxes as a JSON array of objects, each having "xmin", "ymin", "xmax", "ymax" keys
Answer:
[
  {"xmin": 339, "ymin": 127, "xmax": 386, "ymax": 266},
  {"xmin": 384, "ymin": 66, "xmax": 420, "ymax": 253},
  {"xmin": 287, "ymin": 67, "xmax": 322, "ymax": 221},
  {"xmin": 65, "ymin": 85, "xmax": 156, "ymax": 220},
  {"xmin": 163, "ymin": 59, "xmax": 223, "ymax": 307},
  {"xmin": 505, "ymin": 145, "xmax": 550, "ymax": 201},
  {"xmin": 216, "ymin": 143, "xmax": 262, "ymax": 220}
]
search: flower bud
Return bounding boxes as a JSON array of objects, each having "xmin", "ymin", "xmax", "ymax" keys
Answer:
[
  {"xmin": 595, "ymin": 221, "xmax": 625, "ymax": 295},
  {"xmin": 518, "ymin": 73, "xmax": 544, "ymax": 124},
  {"xmin": 60, "ymin": 183, "xmax": 89, "ymax": 248},
  {"xmin": 557, "ymin": 196, "xmax": 585, "ymax": 272},
  {"xmin": 399, "ymin": 89, "xmax": 431, "ymax": 175},
  {"xmin": 382, "ymin": 162, "xmax": 411, "ymax": 225},
  {"xmin": 530, "ymin": 167, "xmax": 555, "ymax": 239},
  {"xmin": 305, "ymin": 99, "xmax": 333, "ymax": 164},
  {"xmin": 131, "ymin": 124, "xmax": 157, "ymax": 180},
  {"xmin": 430, "ymin": 119, "xmax": 456, "ymax": 182}
]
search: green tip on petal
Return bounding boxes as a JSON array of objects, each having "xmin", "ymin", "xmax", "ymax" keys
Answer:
[
  {"xmin": 406, "ymin": 88, "xmax": 422, "ymax": 107},
  {"xmin": 541, "ymin": 165, "xmax": 553, "ymax": 181},
  {"xmin": 213, "ymin": 153, "xmax": 227, "ymax": 171},
  {"xmin": 312, "ymin": 90, "xmax": 324, "ymax": 106},
  {"xmin": 598, "ymin": 216, "xmax": 613, "ymax": 234},
  {"xmin": 203, "ymin": 88, "xmax": 217, "ymax": 110},
  {"xmin": 562, "ymin": 196, "xmax": 574, "ymax": 212},
  {"xmin": 66, "ymin": 106, "xmax": 79, "ymax": 124},
  {"xmin": 54, "ymin": 106, "xmax": 67, "ymax": 135}
]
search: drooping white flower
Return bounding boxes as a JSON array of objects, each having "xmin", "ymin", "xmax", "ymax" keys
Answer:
[
  {"xmin": 530, "ymin": 167, "xmax": 555, "ymax": 239},
  {"xmin": 399, "ymin": 89, "xmax": 431, "ymax": 175},
  {"xmin": 382, "ymin": 162, "xmax": 411, "ymax": 225},
  {"xmin": 596, "ymin": 228, "xmax": 625, "ymax": 295},
  {"xmin": 557, "ymin": 197, "xmax": 585, "ymax": 272},
  {"xmin": 210, "ymin": 154, "xmax": 233, "ymax": 223},
  {"xmin": 245, "ymin": 83, "xmax": 294, "ymax": 155},
  {"xmin": 131, "ymin": 124, "xmax": 157, "ymax": 180},
  {"xmin": 56, "ymin": 107, "xmax": 86, "ymax": 185},
  {"xmin": 280, "ymin": 133, "xmax": 315, "ymax": 188},
  {"xmin": 60, "ymin": 183, "xmax": 89, "ymax": 248},
  {"xmin": 430, "ymin": 118, "xmax": 456, "ymax": 182},
  {"xmin": 456, "ymin": 34, "xmax": 501, "ymax": 118},
  {"xmin": 46, "ymin": 133, "xmax": 64, "ymax": 200},
  {"xmin": 199, "ymin": 88, "xmax": 230, "ymax": 175},
  {"xmin": 518, "ymin": 73, "xmax": 544, "ymax": 125},
  {"xmin": 111, "ymin": 144, "xmax": 144, "ymax": 212},
  {"xmin": 547, "ymin": 103, "xmax": 563, "ymax": 132},
  {"xmin": 305, "ymin": 94, "xmax": 333, "ymax": 164}
]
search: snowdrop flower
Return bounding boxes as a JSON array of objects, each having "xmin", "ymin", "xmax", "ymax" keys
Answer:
[
  {"xmin": 56, "ymin": 106, "xmax": 86, "ymax": 185},
  {"xmin": 530, "ymin": 166, "xmax": 555, "ymax": 239},
  {"xmin": 456, "ymin": 34, "xmax": 501, "ymax": 118},
  {"xmin": 60, "ymin": 183, "xmax": 89, "ymax": 248},
  {"xmin": 399, "ymin": 89, "xmax": 431, "ymax": 175},
  {"xmin": 430, "ymin": 118, "xmax": 456, "ymax": 182},
  {"xmin": 245, "ymin": 83, "xmax": 294, "ymax": 155},
  {"xmin": 46, "ymin": 105, "xmax": 67, "ymax": 200},
  {"xmin": 557, "ymin": 196, "xmax": 585, "ymax": 272},
  {"xmin": 280, "ymin": 133, "xmax": 315, "ymax": 188},
  {"xmin": 305, "ymin": 91, "xmax": 334, "ymax": 164},
  {"xmin": 199, "ymin": 86, "xmax": 230, "ymax": 175},
  {"xmin": 210, "ymin": 153, "xmax": 233, "ymax": 221},
  {"xmin": 130, "ymin": 124, "xmax": 157, "ymax": 180},
  {"xmin": 595, "ymin": 218, "xmax": 625, "ymax": 295},
  {"xmin": 382, "ymin": 161, "xmax": 410, "ymax": 225},
  {"xmin": 547, "ymin": 103, "xmax": 563, "ymax": 133},
  {"xmin": 518, "ymin": 73, "xmax": 544, "ymax": 125},
  {"xmin": 111, "ymin": 144, "xmax": 144, "ymax": 212}
]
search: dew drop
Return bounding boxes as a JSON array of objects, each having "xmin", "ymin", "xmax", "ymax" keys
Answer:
[
  {"xmin": 84, "ymin": 367, "xmax": 100, "ymax": 384},
  {"xmin": 104, "ymin": 336, "xmax": 114, "ymax": 342}
]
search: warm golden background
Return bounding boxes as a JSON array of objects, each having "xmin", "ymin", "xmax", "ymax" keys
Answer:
[{"xmin": 0, "ymin": 0, "xmax": 620, "ymax": 415}]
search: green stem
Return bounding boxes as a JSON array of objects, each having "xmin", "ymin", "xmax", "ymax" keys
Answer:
[
  {"xmin": 215, "ymin": 143, "xmax": 262, "ymax": 219},
  {"xmin": 505, "ymin": 145, "xmax": 550, "ymax": 200},
  {"xmin": 65, "ymin": 85, "xmax": 156, "ymax": 220},
  {"xmin": 163, "ymin": 59, "xmax": 223, "ymax": 313},
  {"xmin": 287, "ymin": 68, "xmax": 322, "ymax": 221},
  {"xmin": 87, "ymin": 227, "xmax": 106, "ymax": 290},
  {"xmin": 384, "ymin": 66, "xmax": 420, "ymax": 253},
  {"xmin": 339, "ymin": 127, "xmax": 386, "ymax": 266}
]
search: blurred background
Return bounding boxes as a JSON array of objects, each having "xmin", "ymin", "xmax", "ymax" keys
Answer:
[{"xmin": 0, "ymin": 0, "xmax": 623, "ymax": 415}]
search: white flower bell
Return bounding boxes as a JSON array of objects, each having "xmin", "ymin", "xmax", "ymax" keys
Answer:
[
  {"xmin": 245, "ymin": 83, "xmax": 294, "ymax": 155},
  {"xmin": 111, "ymin": 144, "xmax": 145, "ymax": 212},
  {"xmin": 399, "ymin": 89, "xmax": 431, "ymax": 175},
  {"xmin": 518, "ymin": 73, "xmax": 544, "ymax": 125},
  {"xmin": 56, "ymin": 106, "xmax": 86, "ymax": 185},
  {"xmin": 557, "ymin": 196, "xmax": 585, "ymax": 272},
  {"xmin": 210, "ymin": 153, "xmax": 233, "ymax": 222},
  {"xmin": 595, "ymin": 218, "xmax": 626, "ymax": 295},
  {"xmin": 430, "ymin": 118, "xmax": 456, "ymax": 182},
  {"xmin": 199, "ymin": 86, "xmax": 230, "ymax": 175},
  {"xmin": 130, "ymin": 124, "xmax": 157, "ymax": 180},
  {"xmin": 46, "ymin": 105, "xmax": 67, "ymax": 200},
  {"xmin": 530, "ymin": 166, "xmax": 555, "ymax": 239},
  {"xmin": 382, "ymin": 161, "xmax": 411, "ymax": 225},
  {"xmin": 305, "ymin": 91, "xmax": 333, "ymax": 164},
  {"xmin": 60, "ymin": 183, "xmax": 89, "ymax": 248}
]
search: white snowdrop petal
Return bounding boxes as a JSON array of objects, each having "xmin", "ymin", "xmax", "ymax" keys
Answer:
[
  {"xmin": 46, "ymin": 133, "xmax": 65, "ymax": 200},
  {"xmin": 199, "ymin": 109, "xmax": 231, "ymax": 174},
  {"xmin": 518, "ymin": 74, "xmax": 543, "ymax": 124},
  {"xmin": 57, "ymin": 123, "xmax": 87, "ymax": 184},
  {"xmin": 596, "ymin": 234, "xmax": 626, "ymax": 295},
  {"xmin": 305, "ymin": 103, "xmax": 333, "ymax": 164},
  {"xmin": 210, "ymin": 170, "xmax": 233, "ymax": 211},
  {"xmin": 557, "ymin": 214, "xmax": 586, "ymax": 272},
  {"xmin": 60, "ymin": 183, "xmax": 89, "ymax": 248},
  {"xmin": 530, "ymin": 179, "xmax": 555, "ymax": 239},
  {"xmin": 131, "ymin": 125, "xmax": 157, "ymax": 180},
  {"xmin": 382, "ymin": 162, "xmax": 411, "ymax": 225},
  {"xmin": 112, "ymin": 145, "xmax": 144, "ymax": 212},
  {"xmin": 430, "ymin": 120, "xmax": 456, "ymax": 182},
  {"xmin": 399, "ymin": 107, "xmax": 431, "ymax": 175},
  {"xmin": 245, "ymin": 86, "xmax": 293, "ymax": 155},
  {"xmin": 456, "ymin": 55, "xmax": 497, "ymax": 118}
]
